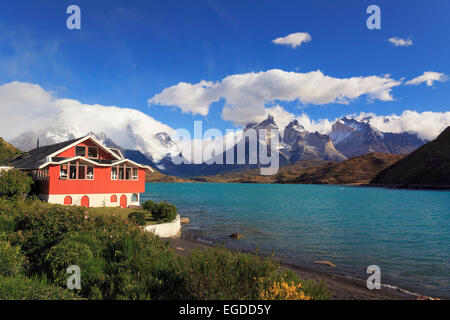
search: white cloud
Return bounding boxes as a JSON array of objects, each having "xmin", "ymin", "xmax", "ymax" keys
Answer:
[
  {"xmin": 355, "ymin": 110, "xmax": 450, "ymax": 140},
  {"xmin": 0, "ymin": 81, "xmax": 177, "ymax": 161},
  {"xmin": 405, "ymin": 71, "xmax": 448, "ymax": 87},
  {"xmin": 149, "ymin": 69, "xmax": 402, "ymax": 126},
  {"xmin": 149, "ymin": 80, "xmax": 216, "ymax": 116},
  {"xmin": 294, "ymin": 114, "xmax": 335, "ymax": 134},
  {"xmin": 272, "ymin": 32, "xmax": 312, "ymax": 49},
  {"xmin": 388, "ymin": 37, "xmax": 413, "ymax": 47}
]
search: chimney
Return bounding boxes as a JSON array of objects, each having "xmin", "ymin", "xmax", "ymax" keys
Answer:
[{"xmin": 37, "ymin": 138, "xmax": 40, "ymax": 149}]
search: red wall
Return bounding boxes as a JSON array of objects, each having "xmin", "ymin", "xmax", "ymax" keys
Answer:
[{"xmin": 45, "ymin": 165, "xmax": 146, "ymax": 195}]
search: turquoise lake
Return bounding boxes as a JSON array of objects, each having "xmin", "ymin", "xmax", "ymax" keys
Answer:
[{"xmin": 142, "ymin": 183, "xmax": 450, "ymax": 298}]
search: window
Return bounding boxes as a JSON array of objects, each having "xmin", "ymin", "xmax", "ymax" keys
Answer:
[
  {"xmin": 110, "ymin": 195, "xmax": 117, "ymax": 203},
  {"xmin": 126, "ymin": 167, "xmax": 131, "ymax": 180},
  {"xmin": 78, "ymin": 164, "xmax": 86, "ymax": 179},
  {"xmin": 88, "ymin": 146, "xmax": 98, "ymax": 158},
  {"xmin": 132, "ymin": 168, "xmax": 138, "ymax": 180},
  {"xmin": 69, "ymin": 162, "xmax": 77, "ymax": 179},
  {"xmin": 111, "ymin": 167, "xmax": 118, "ymax": 180},
  {"xmin": 86, "ymin": 166, "xmax": 94, "ymax": 180},
  {"xmin": 118, "ymin": 166, "xmax": 125, "ymax": 180},
  {"xmin": 131, "ymin": 194, "xmax": 138, "ymax": 203},
  {"xmin": 60, "ymin": 164, "xmax": 68, "ymax": 179},
  {"xmin": 75, "ymin": 146, "xmax": 86, "ymax": 157}
]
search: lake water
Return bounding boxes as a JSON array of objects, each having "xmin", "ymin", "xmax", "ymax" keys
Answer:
[{"xmin": 142, "ymin": 183, "xmax": 450, "ymax": 298}]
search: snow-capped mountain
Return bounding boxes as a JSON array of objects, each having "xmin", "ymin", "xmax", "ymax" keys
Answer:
[
  {"xmin": 9, "ymin": 126, "xmax": 180, "ymax": 164},
  {"xmin": 330, "ymin": 117, "xmax": 427, "ymax": 158},
  {"xmin": 281, "ymin": 119, "xmax": 347, "ymax": 162},
  {"xmin": 7, "ymin": 115, "xmax": 427, "ymax": 177}
]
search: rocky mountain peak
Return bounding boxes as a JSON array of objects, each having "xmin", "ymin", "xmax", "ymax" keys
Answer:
[{"xmin": 255, "ymin": 114, "xmax": 278, "ymax": 130}]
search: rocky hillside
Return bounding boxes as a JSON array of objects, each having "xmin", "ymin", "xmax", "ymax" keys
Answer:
[
  {"xmin": 0, "ymin": 137, "xmax": 21, "ymax": 165},
  {"xmin": 371, "ymin": 127, "xmax": 450, "ymax": 188},
  {"xmin": 281, "ymin": 119, "xmax": 346, "ymax": 162},
  {"xmin": 288, "ymin": 153, "xmax": 405, "ymax": 185}
]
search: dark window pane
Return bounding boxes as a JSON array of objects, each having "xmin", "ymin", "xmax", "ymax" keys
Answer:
[
  {"xmin": 78, "ymin": 165, "xmax": 85, "ymax": 179},
  {"xmin": 119, "ymin": 166, "xmax": 124, "ymax": 180},
  {"xmin": 87, "ymin": 166, "xmax": 94, "ymax": 179},
  {"xmin": 75, "ymin": 146, "xmax": 86, "ymax": 157},
  {"xmin": 132, "ymin": 168, "xmax": 138, "ymax": 180},
  {"xmin": 88, "ymin": 147, "xmax": 98, "ymax": 158},
  {"xmin": 69, "ymin": 164, "xmax": 77, "ymax": 179},
  {"xmin": 126, "ymin": 168, "xmax": 131, "ymax": 180}
]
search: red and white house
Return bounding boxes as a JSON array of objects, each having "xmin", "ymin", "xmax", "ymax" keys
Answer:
[{"xmin": 8, "ymin": 135, "xmax": 153, "ymax": 208}]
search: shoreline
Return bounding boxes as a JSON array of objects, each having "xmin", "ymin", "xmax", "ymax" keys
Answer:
[
  {"xmin": 167, "ymin": 236, "xmax": 437, "ymax": 300},
  {"xmin": 163, "ymin": 236, "xmax": 438, "ymax": 300}
]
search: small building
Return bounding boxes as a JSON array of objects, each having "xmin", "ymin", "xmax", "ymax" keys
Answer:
[{"xmin": 8, "ymin": 135, "xmax": 153, "ymax": 208}]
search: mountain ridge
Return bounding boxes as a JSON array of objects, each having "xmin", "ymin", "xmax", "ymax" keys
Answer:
[
  {"xmin": 7, "ymin": 115, "xmax": 427, "ymax": 177},
  {"xmin": 370, "ymin": 126, "xmax": 450, "ymax": 188}
]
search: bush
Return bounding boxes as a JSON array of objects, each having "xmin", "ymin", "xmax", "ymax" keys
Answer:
[
  {"xmin": 0, "ymin": 170, "xmax": 33, "ymax": 198},
  {"xmin": 44, "ymin": 238, "xmax": 106, "ymax": 299},
  {"xmin": 102, "ymin": 227, "xmax": 185, "ymax": 300},
  {"xmin": 153, "ymin": 201, "xmax": 178, "ymax": 223},
  {"xmin": 10, "ymin": 203, "xmax": 93, "ymax": 273},
  {"xmin": 128, "ymin": 212, "xmax": 146, "ymax": 226},
  {"xmin": 142, "ymin": 200, "xmax": 157, "ymax": 212},
  {"xmin": 178, "ymin": 247, "xmax": 332, "ymax": 300},
  {"xmin": 179, "ymin": 247, "xmax": 281, "ymax": 299},
  {"xmin": 0, "ymin": 275, "xmax": 82, "ymax": 300},
  {"xmin": 0, "ymin": 239, "xmax": 25, "ymax": 276}
]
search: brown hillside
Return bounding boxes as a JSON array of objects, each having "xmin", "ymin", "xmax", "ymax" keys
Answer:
[
  {"xmin": 289, "ymin": 153, "xmax": 405, "ymax": 185},
  {"xmin": 146, "ymin": 169, "xmax": 191, "ymax": 183},
  {"xmin": 191, "ymin": 161, "xmax": 327, "ymax": 183},
  {"xmin": 371, "ymin": 127, "xmax": 450, "ymax": 188}
]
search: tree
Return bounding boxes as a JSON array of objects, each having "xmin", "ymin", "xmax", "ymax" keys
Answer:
[{"xmin": 0, "ymin": 170, "xmax": 33, "ymax": 198}]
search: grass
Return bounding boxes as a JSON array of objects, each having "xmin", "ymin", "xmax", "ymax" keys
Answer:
[{"xmin": 87, "ymin": 206, "xmax": 160, "ymax": 225}]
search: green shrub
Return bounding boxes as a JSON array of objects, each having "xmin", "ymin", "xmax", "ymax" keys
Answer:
[
  {"xmin": 142, "ymin": 200, "xmax": 157, "ymax": 212},
  {"xmin": 11, "ymin": 203, "xmax": 93, "ymax": 273},
  {"xmin": 44, "ymin": 238, "xmax": 106, "ymax": 299},
  {"xmin": 0, "ymin": 239, "xmax": 25, "ymax": 276},
  {"xmin": 128, "ymin": 211, "xmax": 146, "ymax": 226},
  {"xmin": 0, "ymin": 170, "xmax": 33, "ymax": 198},
  {"xmin": 179, "ymin": 247, "xmax": 280, "ymax": 299},
  {"xmin": 153, "ymin": 201, "xmax": 178, "ymax": 222},
  {"xmin": 102, "ymin": 227, "xmax": 185, "ymax": 300},
  {"xmin": 178, "ymin": 247, "xmax": 332, "ymax": 300},
  {"xmin": 0, "ymin": 275, "xmax": 82, "ymax": 300}
]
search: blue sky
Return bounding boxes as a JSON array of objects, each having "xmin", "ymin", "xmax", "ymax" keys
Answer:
[{"xmin": 0, "ymin": 0, "xmax": 449, "ymax": 136}]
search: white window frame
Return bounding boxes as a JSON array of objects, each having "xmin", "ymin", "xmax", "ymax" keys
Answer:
[
  {"xmin": 111, "ymin": 166, "xmax": 118, "ymax": 180},
  {"xmin": 60, "ymin": 164, "xmax": 68, "ymax": 179},
  {"xmin": 86, "ymin": 166, "xmax": 94, "ymax": 180},
  {"xmin": 132, "ymin": 168, "xmax": 138, "ymax": 180}
]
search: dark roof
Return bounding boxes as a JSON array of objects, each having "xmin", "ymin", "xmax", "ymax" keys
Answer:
[{"xmin": 9, "ymin": 137, "xmax": 83, "ymax": 169}]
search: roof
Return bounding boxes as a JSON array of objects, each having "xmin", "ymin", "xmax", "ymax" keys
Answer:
[
  {"xmin": 8, "ymin": 137, "xmax": 82, "ymax": 169},
  {"xmin": 8, "ymin": 136, "xmax": 154, "ymax": 172}
]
